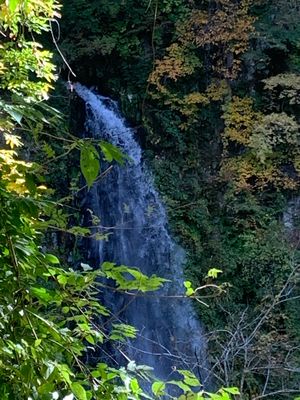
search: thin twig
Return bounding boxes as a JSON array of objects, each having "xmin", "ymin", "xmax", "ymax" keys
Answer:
[{"xmin": 49, "ymin": 19, "xmax": 76, "ymax": 78}]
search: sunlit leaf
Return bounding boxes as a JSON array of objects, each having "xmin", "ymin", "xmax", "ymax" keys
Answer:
[
  {"xmin": 8, "ymin": 0, "xmax": 19, "ymax": 13},
  {"xmin": 152, "ymin": 381, "xmax": 166, "ymax": 396},
  {"xmin": 4, "ymin": 133, "xmax": 22, "ymax": 149},
  {"xmin": 206, "ymin": 268, "xmax": 223, "ymax": 279},
  {"xmin": 178, "ymin": 370, "xmax": 201, "ymax": 387},
  {"xmin": 80, "ymin": 144, "xmax": 100, "ymax": 189}
]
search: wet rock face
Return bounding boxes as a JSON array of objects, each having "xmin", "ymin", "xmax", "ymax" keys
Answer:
[
  {"xmin": 69, "ymin": 92, "xmax": 86, "ymax": 136},
  {"xmin": 75, "ymin": 83, "xmax": 209, "ymax": 386}
]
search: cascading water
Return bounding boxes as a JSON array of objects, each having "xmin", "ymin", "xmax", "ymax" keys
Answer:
[
  {"xmin": 75, "ymin": 83, "xmax": 208, "ymax": 385},
  {"xmin": 283, "ymin": 196, "xmax": 300, "ymax": 251},
  {"xmin": 283, "ymin": 196, "xmax": 300, "ymax": 231}
]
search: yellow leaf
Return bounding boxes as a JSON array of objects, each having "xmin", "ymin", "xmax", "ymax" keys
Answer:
[{"xmin": 4, "ymin": 133, "xmax": 22, "ymax": 149}]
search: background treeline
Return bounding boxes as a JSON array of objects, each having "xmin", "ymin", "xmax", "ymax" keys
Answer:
[{"xmin": 57, "ymin": 0, "xmax": 300, "ymax": 398}]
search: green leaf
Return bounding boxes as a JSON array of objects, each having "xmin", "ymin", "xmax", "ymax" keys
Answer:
[
  {"xmin": 152, "ymin": 381, "xmax": 166, "ymax": 396},
  {"xmin": 130, "ymin": 378, "xmax": 140, "ymax": 393},
  {"xmin": 59, "ymin": 364, "xmax": 73, "ymax": 385},
  {"xmin": 184, "ymin": 282, "xmax": 195, "ymax": 295},
  {"xmin": 7, "ymin": 0, "xmax": 18, "ymax": 13},
  {"xmin": 86, "ymin": 335, "xmax": 95, "ymax": 345},
  {"xmin": 57, "ymin": 274, "xmax": 68, "ymax": 286},
  {"xmin": 71, "ymin": 382, "xmax": 87, "ymax": 400},
  {"xmin": 168, "ymin": 380, "xmax": 191, "ymax": 393},
  {"xmin": 208, "ymin": 394, "xmax": 224, "ymax": 400},
  {"xmin": 68, "ymin": 226, "xmax": 91, "ymax": 236},
  {"xmin": 34, "ymin": 339, "xmax": 42, "ymax": 347},
  {"xmin": 223, "ymin": 387, "xmax": 240, "ymax": 395},
  {"xmin": 186, "ymin": 287, "xmax": 195, "ymax": 296},
  {"xmin": 45, "ymin": 254, "xmax": 60, "ymax": 264},
  {"xmin": 110, "ymin": 323, "xmax": 137, "ymax": 341},
  {"xmin": 102, "ymin": 262, "xmax": 167, "ymax": 292},
  {"xmin": 178, "ymin": 370, "xmax": 200, "ymax": 387},
  {"xmin": 184, "ymin": 281, "xmax": 192, "ymax": 288},
  {"xmin": 20, "ymin": 363, "xmax": 32, "ymax": 382},
  {"xmin": 217, "ymin": 392, "xmax": 230, "ymax": 400},
  {"xmin": 25, "ymin": 173, "xmax": 37, "ymax": 195},
  {"xmin": 38, "ymin": 383, "xmax": 55, "ymax": 395},
  {"xmin": 91, "ymin": 370, "xmax": 101, "ymax": 378},
  {"xmin": 206, "ymin": 268, "xmax": 223, "ymax": 279},
  {"xmin": 99, "ymin": 141, "xmax": 126, "ymax": 164},
  {"xmin": 30, "ymin": 287, "xmax": 53, "ymax": 303},
  {"xmin": 80, "ymin": 143, "xmax": 100, "ymax": 189}
]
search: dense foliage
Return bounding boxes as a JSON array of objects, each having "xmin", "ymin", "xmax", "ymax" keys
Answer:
[{"xmin": 59, "ymin": 0, "xmax": 300, "ymax": 399}]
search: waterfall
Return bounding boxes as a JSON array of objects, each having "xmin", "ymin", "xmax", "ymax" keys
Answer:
[
  {"xmin": 74, "ymin": 83, "xmax": 208, "ymax": 385},
  {"xmin": 283, "ymin": 196, "xmax": 300, "ymax": 250},
  {"xmin": 283, "ymin": 196, "xmax": 300, "ymax": 231}
]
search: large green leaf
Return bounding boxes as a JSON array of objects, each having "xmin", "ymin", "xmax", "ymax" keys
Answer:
[
  {"xmin": 152, "ymin": 381, "xmax": 166, "ymax": 396},
  {"xmin": 30, "ymin": 287, "xmax": 55, "ymax": 303},
  {"xmin": 178, "ymin": 370, "xmax": 201, "ymax": 387},
  {"xmin": 45, "ymin": 253, "xmax": 60, "ymax": 264},
  {"xmin": 80, "ymin": 144, "xmax": 100, "ymax": 189},
  {"xmin": 8, "ymin": 0, "xmax": 19, "ymax": 13},
  {"xmin": 71, "ymin": 383, "xmax": 87, "ymax": 400}
]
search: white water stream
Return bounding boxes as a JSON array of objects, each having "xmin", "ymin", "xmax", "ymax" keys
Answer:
[{"xmin": 75, "ymin": 83, "xmax": 208, "ymax": 385}]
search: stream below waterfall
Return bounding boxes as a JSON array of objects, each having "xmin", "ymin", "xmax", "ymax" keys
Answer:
[{"xmin": 75, "ymin": 83, "xmax": 208, "ymax": 386}]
